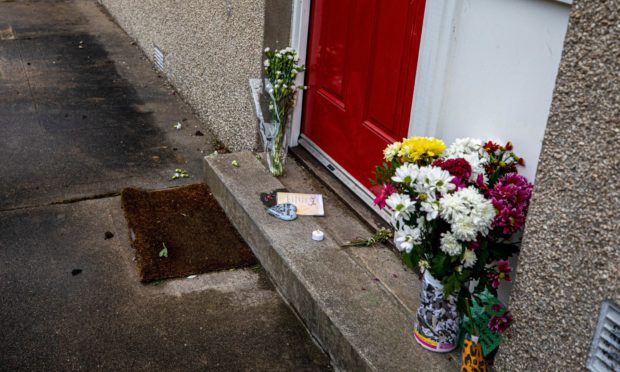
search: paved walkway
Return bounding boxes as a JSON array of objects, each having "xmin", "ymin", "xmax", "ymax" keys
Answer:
[{"xmin": 0, "ymin": 1, "xmax": 330, "ymax": 370}]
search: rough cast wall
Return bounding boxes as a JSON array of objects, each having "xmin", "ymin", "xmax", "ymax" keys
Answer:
[
  {"xmin": 100, "ymin": 0, "xmax": 265, "ymax": 152},
  {"xmin": 496, "ymin": 1, "xmax": 619, "ymax": 370}
]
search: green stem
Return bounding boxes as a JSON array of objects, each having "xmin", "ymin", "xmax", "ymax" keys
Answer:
[
  {"xmin": 269, "ymin": 96, "xmax": 294, "ymax": 177},
  {"xmin": 465, "ymin": 298, "xmax": 478, "ymax": 337}
]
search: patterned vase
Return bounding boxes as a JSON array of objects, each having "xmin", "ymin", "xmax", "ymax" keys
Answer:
[
  {"xmin": 413, "ymin": 270, "xmax": 460, "ymax": 352},
  {"xmin": 461, "ymin": 336, "xmax": 487, "ymax": 372}
]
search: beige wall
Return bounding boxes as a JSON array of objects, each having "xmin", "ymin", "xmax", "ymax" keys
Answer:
[
  {"xmin": 100, "ymin": 0, "xmax": 266, "ymax": 152},
  {"xmin": 496, "ymin": 0, "xmax": 619, "ymax": 370}
]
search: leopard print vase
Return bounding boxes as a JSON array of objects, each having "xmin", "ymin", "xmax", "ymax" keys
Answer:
[
  {"xmin": 461, "ymin": 337, "xmax": 487, "ymax": 372},
  {"xmin": 413, "ymin": 271, "xmax": 460, "ymax": 352}
]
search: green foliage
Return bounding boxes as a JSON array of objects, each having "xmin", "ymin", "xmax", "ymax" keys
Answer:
[
  {"xmin": 341, "ymin": 228, "xmax": 393, "ymax": 248},
  {"xmin": 488, "ymin": 241, "xmax": 519, "ymax": 261},
  {"xmin": 159, "ymin": 243, "xmax": 169, "ymax": 258},
  {"xmin": 401, "ymin": 251, "xmax": 415, "ymax": 270},
  {"xmin": 370, "ymin": 159, "xmax": 401, "ymax": 186},
  {"xmin": 459, "ymin": 290, "xmax": 506, "ymax": 357},
  {"xmin": 430, "ymin": 254, "xmax": 448, "ymax": 279},
  {"xmin": 170, "ymin": 168, "xmax": 189, "ymax": 180}
]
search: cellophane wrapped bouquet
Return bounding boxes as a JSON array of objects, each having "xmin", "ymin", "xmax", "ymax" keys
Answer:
[{"xmin": 373, "ymin": 136, "xmax": 533, "ymax": 340}]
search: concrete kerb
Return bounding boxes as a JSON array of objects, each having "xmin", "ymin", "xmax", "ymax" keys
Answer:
[{"xmin": 204, "ymin": 151, "xmax": 458, "ymax": 371}]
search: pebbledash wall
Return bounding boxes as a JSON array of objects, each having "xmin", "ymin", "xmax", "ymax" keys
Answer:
[
  {"xmin": 99, "ymin": 0, "xmax": 289, "ymax": 152},
  {"xmin": 495, "ymin": 0, "xmax": 619, "ymax": 370}
]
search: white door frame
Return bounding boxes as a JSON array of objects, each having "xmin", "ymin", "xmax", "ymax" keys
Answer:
[{"xmin": 289, "ymin": 0, "xmax": 312, "ymax": 147}]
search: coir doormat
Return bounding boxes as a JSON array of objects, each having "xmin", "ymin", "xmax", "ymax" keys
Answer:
[{"xmin": 121, "ymin": 184, "xmax": 257, "ymax": 282}]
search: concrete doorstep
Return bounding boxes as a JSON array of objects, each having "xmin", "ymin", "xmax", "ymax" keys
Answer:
[{"xmin": 204, "ymin": 152, "xmax": 459, "ymax": 371}]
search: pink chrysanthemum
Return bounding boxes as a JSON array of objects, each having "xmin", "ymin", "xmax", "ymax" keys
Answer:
[
  {"xmin": 487, "ymin": 260, "xmax": 512, "ymax": 289},
  {"xmin": 490, "ymin": 173, "xmax": 533, "ymax": 234},
  {"xmin": 488, "ymin": 311, "xmax": 513, "ymax": 333}
]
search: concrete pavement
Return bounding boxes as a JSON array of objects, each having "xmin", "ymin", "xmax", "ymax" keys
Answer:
[{"xmin": 0, "ymin": 1, "xmax": 330, "ymax": 370}]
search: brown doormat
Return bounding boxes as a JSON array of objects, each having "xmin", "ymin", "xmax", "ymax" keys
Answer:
[{"xmin": 121, "ymin": 184, "xmax": 257, "ymax": 282}]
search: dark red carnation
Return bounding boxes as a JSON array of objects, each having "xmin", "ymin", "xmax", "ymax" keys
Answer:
[
  {"xmin": 483, "ymin": 141, "xmax": 501, "ymax": 152},
  {"xmin": 432, "ymin": 158, "xmax": 472, "ymax": 189}
]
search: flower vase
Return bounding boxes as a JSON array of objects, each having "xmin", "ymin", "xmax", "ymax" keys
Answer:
[
  {"xmin": 461, "ymin": 336, "xmax": 487, "ymax": 372},
  {"xmin": 256, "ymin": 78, "xmax": 294, "ymax": 177},
  {"xmin": 265, "ymin": 115, "xmax": 291, "ymax": 177},
  {"xmin": 414, "ymin": 270, "xmax": 460, "ymax": 352}
]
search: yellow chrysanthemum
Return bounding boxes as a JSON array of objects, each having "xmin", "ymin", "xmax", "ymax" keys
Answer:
[
  {"xmin": 383, "ymin": 141, "xmax": 402, "ymax": 162},
  {"xmin": 397, "ymin": 136, "xmax": 446, "ymax": 164}
]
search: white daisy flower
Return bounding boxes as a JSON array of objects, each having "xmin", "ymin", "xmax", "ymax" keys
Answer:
[
  {"xmin": 263, "ymin": 59, "xmax": 270, "ymax": 67},
  {"xmin": 414, "ymin": 166, "xmax": 455, "ymax": 197},
  {"xmin": 391, "ymin": 163, "xmax": 419, "ymax": 187},
  {"xmin": 420, "ymin": 199, "xmax": 440, "ymax": 221},
  {"xmin": 394, "ymin": 225, "xmax": 423, "ymax": 253},
  {"xmin": 385, "ymin": 193, "xmax": 414, "ymax": 219}
]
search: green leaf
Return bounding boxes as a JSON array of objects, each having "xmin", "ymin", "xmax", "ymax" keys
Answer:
[
  {"xmin": 430, "ymin": 254, "xmax": 448, "ymax": 279},
  {"xmin": 489, "ymin": 242, "xmax": 520, "ymax": 260},
  {"xmin": 159, "ymin": 243, "xmax": 169, "ymax": 258},
  {"xmin": 443, "ymin": 273, "xmax": 462, "ymax": 296},
  {"xmin": 401, "ymin": 251, "xmax": 415, "ymax": 270}
]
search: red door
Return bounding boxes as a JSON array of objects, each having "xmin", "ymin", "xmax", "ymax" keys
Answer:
[{"xmin": 302, "ymin": 0, "xmax": 425, "ymax": 189}]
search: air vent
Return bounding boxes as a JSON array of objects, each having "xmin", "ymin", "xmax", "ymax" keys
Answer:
[
  {"xmin": 153, "ymin": 45, "xmax": 164, "ymax": 71},
  {"xmin": 587, "ymin": 300, "xmax": 620, "ymax": 372}
]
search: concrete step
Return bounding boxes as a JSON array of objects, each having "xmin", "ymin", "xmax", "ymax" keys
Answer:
[{"xmin": 204, "ymin": 151, "xmax": 459, "ymax": 371}]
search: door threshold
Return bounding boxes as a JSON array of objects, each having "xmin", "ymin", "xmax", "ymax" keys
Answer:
[{"xmin": 294, "ymin": 136, "xmax": 390, "ymax": 229}]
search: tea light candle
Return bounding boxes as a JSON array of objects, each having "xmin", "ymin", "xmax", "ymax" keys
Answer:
[{"xmin": 312, "ymin": 230, "xmax": 325, "ymax": 241}]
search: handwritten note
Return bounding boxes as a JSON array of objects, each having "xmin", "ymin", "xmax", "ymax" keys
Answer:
[{"xmin": 276, "ymin": 192, "xmax": 324, "ymax": 216}]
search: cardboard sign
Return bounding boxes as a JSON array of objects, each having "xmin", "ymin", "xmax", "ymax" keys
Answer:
[{"xmin": 276, "ymin": 192, "xmax": 324, "ymax": 216}]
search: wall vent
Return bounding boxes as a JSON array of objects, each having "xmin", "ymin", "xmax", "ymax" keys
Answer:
[
  {"xmin": 153, "ymin": 45, "xmax": 164, "ymax": 71},
  {"xmin": 587, "ymin": 300, "xmax": 620, "ymax": 372}
]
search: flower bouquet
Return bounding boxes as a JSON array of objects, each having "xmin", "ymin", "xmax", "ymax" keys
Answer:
[
  {"xmin": 372, "ymin": 136, "xmax": 532, "ymax": 353},
  {"xmin": 261, "ymin": 47, "xmax": 305, "ymax": 176}
]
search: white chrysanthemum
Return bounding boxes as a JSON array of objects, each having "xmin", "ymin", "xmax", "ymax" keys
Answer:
[
  {"xmin": 264, "ymin": 47, "xmax": 270, "ymax": 52},
  {"xmin": 394, "ymin": 225, "xmax": 423, "ymax": 253},
  {"xmin": 470, "ymin": 201, "xmax": 496, "ymax": 236},
  {"xmin": 385, "ymin": 193, "xmax": 414, "ymax": 219},
  {"xmin": 439, "ymin": 187, "xmax": 495, "ymax": 241},
  {"xmin": 443, "ymin": 138, "xmax": 483, "ymax": 157},
  {"xmin": 462, "ymin": 249, "xmax": 477, "ymax": 268},
  {"xmin": 263, "ymin": 59, "xmax": 270, "ymax": 67},
  {"xmin": 440, "ymin": 232, "xmax": 463, "ymax": 256},
  {"xmin": 414, "ymin": 166, "xmax": 456, "ymax": 197},
  {"xmin": 391, "ymin": 163, "xmax": 419, "ymax": 186},
  {"xmin": 462, "ymin": 153, "xmax": 488, "ymax": 182},
  {"xmin": 383, "ymin": 142, "xmax": 401, "ymax": 162},
  {"xmin": 451, "ymin": 216, "xmax": 478, "ymax": 241},
  {"xmin": 418, "ymin": 260, "xmax": 430, "ymax": 270}
]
